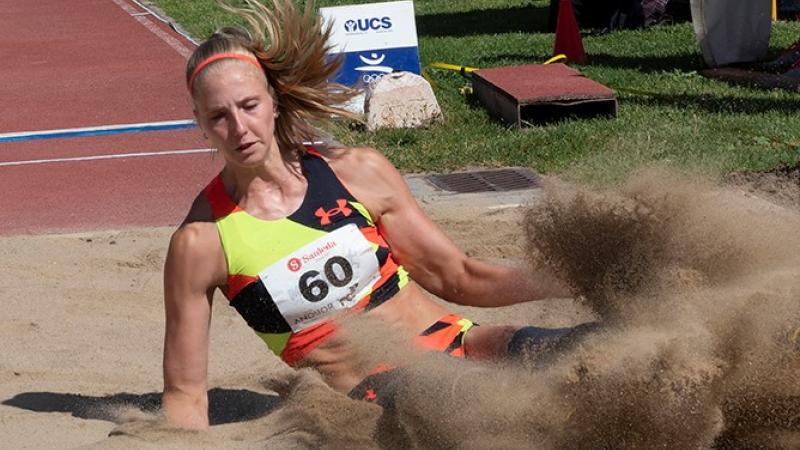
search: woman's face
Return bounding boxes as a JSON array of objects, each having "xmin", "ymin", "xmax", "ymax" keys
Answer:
[{"xmin": 193, "ymin": 59, "xmax": 278, "ymax": 168}]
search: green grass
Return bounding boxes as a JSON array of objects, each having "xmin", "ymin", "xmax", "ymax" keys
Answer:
[{"xmin": 147, "ymin": 0, "xmax": 800, "ymax": 184}]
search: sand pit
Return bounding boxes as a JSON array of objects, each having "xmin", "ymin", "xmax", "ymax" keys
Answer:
[{"xmin": 1, "ymin": 170, "xmax": 798, "ymax": 449}]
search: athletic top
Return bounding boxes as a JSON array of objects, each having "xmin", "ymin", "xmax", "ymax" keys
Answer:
[{"xmin": 203, "ymin": 148, "xmax": 409, "ymax": 365}]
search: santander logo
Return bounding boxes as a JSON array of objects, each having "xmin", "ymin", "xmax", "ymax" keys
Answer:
[{"xmin": 287, "ymin": 258, "xmax": 302, "ymax": 272}]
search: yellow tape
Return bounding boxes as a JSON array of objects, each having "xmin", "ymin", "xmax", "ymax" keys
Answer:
[
  {"xmin": 427, "ymin": 62, "xmax": 479, "ymax": 75},
  {"xmin": 424, "ymin": 54, "xmax": 568, "ymax": 97},
  {"xmin": 423, "ymin": 63, "xmax": 478, "ymax": 96},
  {"xmin": 544, "ymin": 54, "xmax": 568, "ymax": 65}
]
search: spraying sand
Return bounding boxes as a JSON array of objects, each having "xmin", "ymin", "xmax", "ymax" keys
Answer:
[{"xmin": 1, "ymin": 169, "xmax": 798, "ymax": 448}]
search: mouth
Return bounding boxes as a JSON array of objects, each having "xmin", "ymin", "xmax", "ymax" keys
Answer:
[{"xmin": 236, "ymin": 142, "xmax": 256, "ymax": 152}]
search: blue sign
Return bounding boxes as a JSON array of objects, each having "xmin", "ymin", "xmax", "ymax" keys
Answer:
[
  {"xmin": 321, "ymin": 1, "xmax": 420, "ymax": 88},
  {"xmin": 336, "ymin": 47, "xmax": 421, "ymax": 86}
]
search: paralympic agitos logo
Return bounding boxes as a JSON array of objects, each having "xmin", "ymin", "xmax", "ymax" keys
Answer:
[{"xmin": 343, "ymin": 16, "xmax": 392, "ymax": 33}]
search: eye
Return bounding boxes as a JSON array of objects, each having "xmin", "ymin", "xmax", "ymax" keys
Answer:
[{"xmin": 244, "ymin": 101, "xmax": 259, "ymax": 111}]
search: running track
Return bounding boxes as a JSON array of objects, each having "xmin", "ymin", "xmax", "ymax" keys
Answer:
[{"xmin": 0, "ymin": 0, "xmax": 223, "ymax": 235}]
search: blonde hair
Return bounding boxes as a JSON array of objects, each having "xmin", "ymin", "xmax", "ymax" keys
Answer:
[{"xmin": 186, "ymin": 0, "xmax": 359, "ymax": 156}]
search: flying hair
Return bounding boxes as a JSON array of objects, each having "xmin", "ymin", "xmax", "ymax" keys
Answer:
[{"xmin": 186, "ymin": 0, "xmax": 360, "ymax": 156}]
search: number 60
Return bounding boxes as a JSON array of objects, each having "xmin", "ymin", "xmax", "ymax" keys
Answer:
[{"xmin": 298, "ymin": 256, "xmax": 354, "ymax": 302}]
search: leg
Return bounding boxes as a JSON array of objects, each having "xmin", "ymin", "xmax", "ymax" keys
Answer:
[
  {"xmin": 463, "ymin": 322, "xmax": 599, "ymax": 364},
  {"xmin": 462, "ymin": 325, "xmax": 518, "ymax": 360},
  {"xmin": 506, "ymin": 322, "xmax": 599, "ymax": 366}
]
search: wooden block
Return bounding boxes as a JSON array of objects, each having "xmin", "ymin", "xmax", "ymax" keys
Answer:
[{"xmin": 471, "ymin": 63, "xmax": 617, "ymax": 127}]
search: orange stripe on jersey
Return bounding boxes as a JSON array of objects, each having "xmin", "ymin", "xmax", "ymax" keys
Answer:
[
  {"xmin": 226, "ymin": 274, "xmax": 259, "ymax": 300},
  {"xmin": 281, "ymin": 320, "xmax": 337, "ymax": 365},
  {"xmin": 359, "ymin": 226, "xmax": 388, "ymax": 247},
  {"xmin": 358, "ymin": 226, "xmax": 400, "ymax": 281},
  {"xmin": 204, "ymin": 175, "xmax": 243, "ymax": 219},
  {"xmin": 377, "ymin": 257, "xmax": 400, "ymax": 285}
]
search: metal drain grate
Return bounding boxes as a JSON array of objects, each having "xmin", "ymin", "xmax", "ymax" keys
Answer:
[{"xmin": 425, "ymin": 168, "xmax": 540, "ymax": 193}]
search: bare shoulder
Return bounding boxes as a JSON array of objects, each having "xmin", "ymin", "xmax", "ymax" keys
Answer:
[
  {"xmin": 181, "ymin": 190, "xmax": 215, "ymax": 226},
  {"xmin": 320, "ymin": 146, "xmax": 393, "ymax": 174},
  {"xmin": 320, "ymin": 146, "xmax": 402, "ymax": 189},
  {"xmin": 318, "ymin": 146, "xmax": 407, "ymax": 217},
  {"xmin": 166, "ymin": 192, "xmax": 226, "ymax": 289},
  {"xmin": 170, "ymin": 193, "xmax": 218, "ymax": 252}
]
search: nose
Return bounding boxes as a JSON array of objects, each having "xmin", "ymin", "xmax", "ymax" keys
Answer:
[{"xmin": 229, "ymin": 111, "xmax": 247, "ymax": 138}]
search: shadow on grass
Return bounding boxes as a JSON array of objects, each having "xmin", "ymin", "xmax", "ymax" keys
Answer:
[
  {"xmin": 476, "ymin": 52, "xmax": 555, "ymax": 66},
  {"xmin": 2, "ymin": 388, "xmax": 279, "ymax": 426},
  {"xmin": 619, "ymin": 90, "xmax": 800, "ymax": 114},
  {"xmin": 444, "ymin": 52, "xmax": 705, "ymax": 74},
  {"xmin": 587, "ymin": 52, "xmax": 706, "ymax": 73},
  {"xmin": 416, "ymin": 5, "xmax": 551, "ymax": 37}
]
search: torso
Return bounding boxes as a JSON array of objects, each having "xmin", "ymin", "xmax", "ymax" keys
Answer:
[{"xmin": 193, "ymin": 147, "xmax": 448, "ymax": 392}]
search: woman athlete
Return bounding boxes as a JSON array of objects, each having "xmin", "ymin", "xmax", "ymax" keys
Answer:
[{"xmin": 162, "ymin": 0, "xmax": 592, "ymax": 429}]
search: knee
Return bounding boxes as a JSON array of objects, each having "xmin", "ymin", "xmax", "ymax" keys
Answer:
[{"xmin": 463, "ymin": 325, "xmax": 518, "ymax": 360}]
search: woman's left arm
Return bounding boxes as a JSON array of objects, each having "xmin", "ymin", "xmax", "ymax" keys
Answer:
[{"xmin": 330, "ymin": 147, "xmax": 571, "ymax": 307}]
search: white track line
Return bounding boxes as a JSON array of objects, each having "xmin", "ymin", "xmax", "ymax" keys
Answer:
[
  {"xmin": 0, "ymin": 119, "xmax": 196, "ymax": 143},
  {"xmin": 0, "ymin": 148, "xmax": 214, "ymax": 167},
  {"xmin": 111, "ymin": 0, "xmax": 193, "ymax": 59}
]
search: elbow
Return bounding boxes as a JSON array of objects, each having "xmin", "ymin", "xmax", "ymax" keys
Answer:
[
  {"xmin": 409, "ymin": 256, "xmax": 491, "ymax": 306},
  {"xmin": 439, "ymin": 261, "xmax": 475, "ymax": 305}
]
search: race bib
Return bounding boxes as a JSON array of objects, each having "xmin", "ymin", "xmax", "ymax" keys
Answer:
[{"xmin": 259, "ymin": 224, "xmax": 380, "ymax": 332}]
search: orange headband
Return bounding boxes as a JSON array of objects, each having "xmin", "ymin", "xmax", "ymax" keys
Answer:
[{"xmin": 187, "ymin": 52, "xmax": 263, "ymax": 93}]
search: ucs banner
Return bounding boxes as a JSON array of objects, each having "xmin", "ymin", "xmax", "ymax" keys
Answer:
[{"xmin": 320, "ymin": 1, "xmax": 421, "ymax": 87}]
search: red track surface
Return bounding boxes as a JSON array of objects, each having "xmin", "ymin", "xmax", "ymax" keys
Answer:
[{"xmin": 0, "ymin": 0, "xmax": 223, "ymax": 235}]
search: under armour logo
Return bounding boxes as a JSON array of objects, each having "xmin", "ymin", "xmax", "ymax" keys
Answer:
[{"xmin": 315, "ymin": 199, "xmax": 352, "ymax": 225}]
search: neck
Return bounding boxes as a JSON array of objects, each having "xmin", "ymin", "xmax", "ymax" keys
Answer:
[
  {"xmin": 221, "ymin": 143, "xmax": 308, "ymax": 218},
  {"xmin": 225, "ymin": 146, "xmax": 299, "ymax": 185}
]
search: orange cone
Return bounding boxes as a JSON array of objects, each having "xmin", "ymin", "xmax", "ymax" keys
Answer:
[{"xmin": 553, "ymin": 0, "xmax": 587, "ymax": 64}]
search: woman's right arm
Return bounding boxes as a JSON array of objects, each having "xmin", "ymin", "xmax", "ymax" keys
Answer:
[{"xmin": 162, "ymin": 222, "xmax": 224, "ymax": 429}]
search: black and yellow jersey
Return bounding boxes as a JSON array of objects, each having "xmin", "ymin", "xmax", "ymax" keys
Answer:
[{"xmin": 203, "ymin": 148, "xmax": 409, "ymax": 365}]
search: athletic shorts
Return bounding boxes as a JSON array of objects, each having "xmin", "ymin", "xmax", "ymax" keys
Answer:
[{"xmin": 348, "ymin": 314, "xmax": 475, "ymax": 407}]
